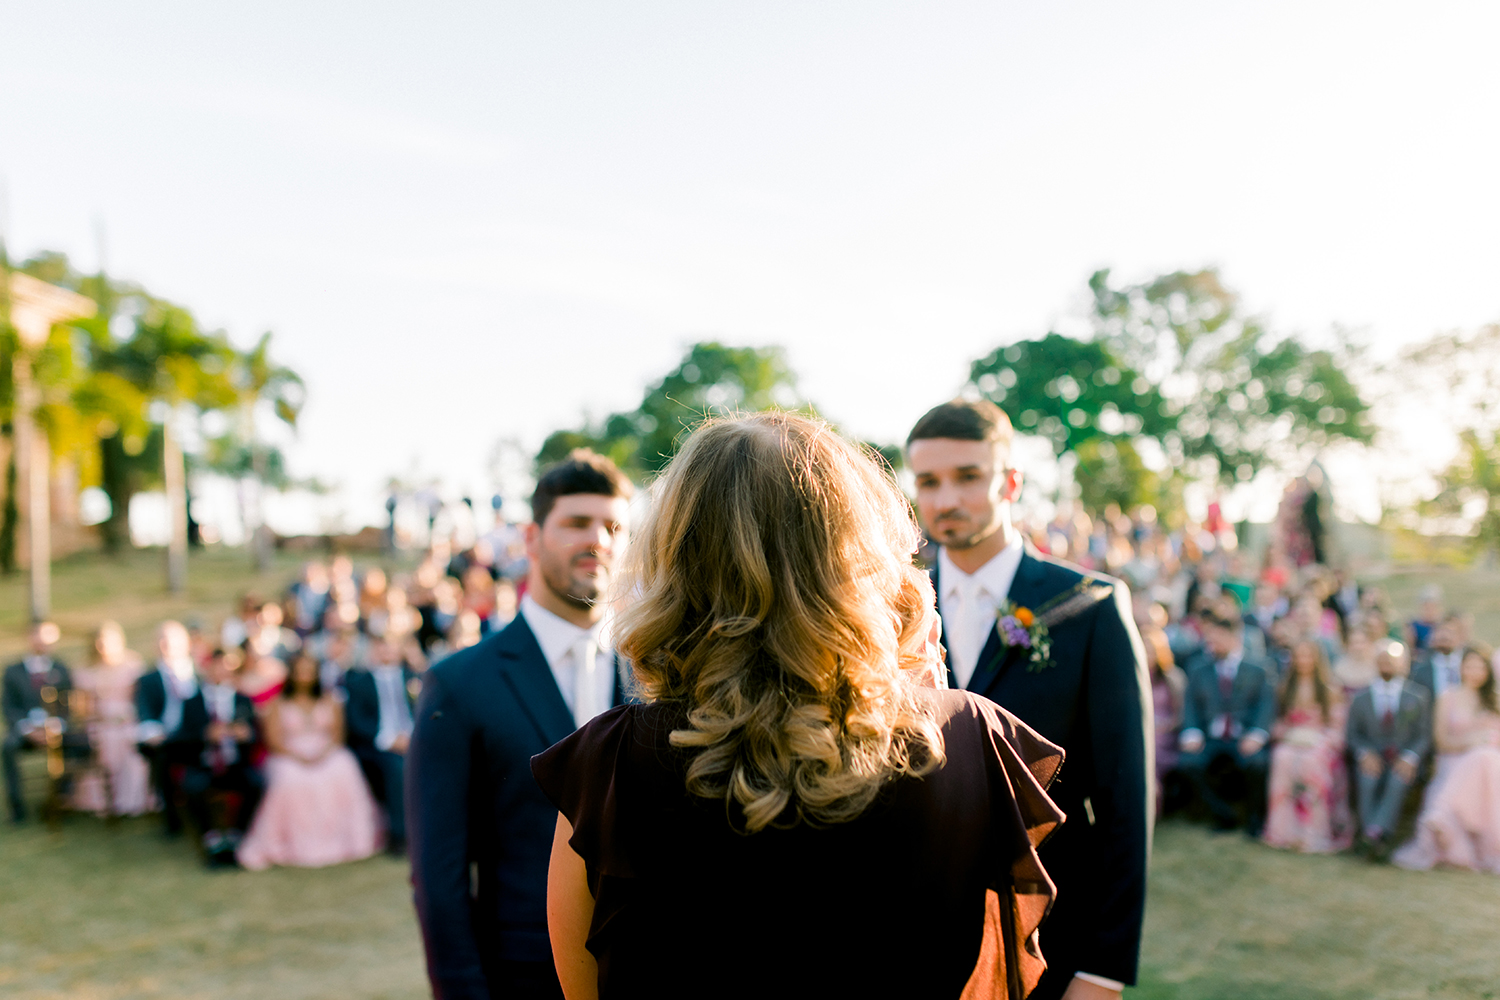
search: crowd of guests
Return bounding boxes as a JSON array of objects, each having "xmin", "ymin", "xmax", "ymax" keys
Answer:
[
  {"xmin": 7, "ymin": 497, "xmax": 1500, "ymax": 877},
  {"xmin": 1, "ymin": 532, "xmax": 526, "ymax": 870},
  {"xmin": 1024, "ymin": 498, "xmax": 1500, "ymax": 871}
]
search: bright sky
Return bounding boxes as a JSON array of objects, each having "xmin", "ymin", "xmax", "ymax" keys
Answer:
[{"xmin": 4, "ymin": 2, "xmax": 1498, "ymax": 532}]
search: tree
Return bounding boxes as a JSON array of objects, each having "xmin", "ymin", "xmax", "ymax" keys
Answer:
[
  {"xmin": 968, "ymin": 269, "xmax": 1376, "ymax": 514},
  {"xmin": 1088, "ymin": 268, "xmax": 1373, "ymax": 482},
  {"xmin": 1424, "ymin": 429, "xmax": 1500, "ymax": 555},
  {"xmin": 207, "ymin": 332, "xmax": 306, "ymax": 571},
  {"xmin": 536, "ymin": 342, "xmax": 808, "ymax": 478}
]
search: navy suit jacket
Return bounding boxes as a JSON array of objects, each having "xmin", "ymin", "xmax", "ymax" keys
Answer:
[
  {"xmin": 934, "ymin": 547, "xmax": 1152, "ymax": 987},
  {"xmin": 1179, "ymin": 648, "xmax": 1277, "ymax": 741},
  {"xmin": 342, "ymin": 665, "xmax": 420, "ymax": 755},
  {"xmin": 407, "ymin": 612, "xmax": 627, "ymax": 1000}
]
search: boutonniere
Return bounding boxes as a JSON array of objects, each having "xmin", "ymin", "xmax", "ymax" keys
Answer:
[
  {"xmin": 997, "ymin": 601, "xmax": 1054, "ymax": 673},
  {"xmin": 996, "ymin": 579, "xmax": 1117, "ymax": 674}
]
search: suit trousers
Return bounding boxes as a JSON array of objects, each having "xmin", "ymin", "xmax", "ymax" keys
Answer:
[
  {"xmin": 3, "ymin": 731, "xmax": 36, "ymax": 819},
  {"xmin": 1180, "ymin": 738, "xmax": 1270, "ymax": 827},
  {"xmin": 180, "ymin": 763, "xmax": 264, "ymax": 836},
  {"xmin": 356, "ymin": 748, "xmax": 406, "ymax": 843},
  {"xmin": 1356, "ymin": 764, "xmax": 1411, "ymax": 836}
]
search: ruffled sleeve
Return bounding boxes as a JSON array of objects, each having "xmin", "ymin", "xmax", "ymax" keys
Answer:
[
  {"xmin": 530, "ymin": 704, "xmax": 638, "ymax": 893},
  {"xmin": 960, "ymin": 695, "xmax": 1066, "ymax": 1000}
]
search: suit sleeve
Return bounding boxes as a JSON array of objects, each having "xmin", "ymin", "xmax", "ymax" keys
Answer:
[
  {"xmin": 1078, "ymin": 581, "xmax": 1153, "ymax": 985},
  {"xmin": 1346, "ymin": 699, "xmax": 1374, "ymax": 759},
  {"xmin": 344, "ymin": 675, "xmax": 379, "ymax": 750},
  {"xmin": 407, "ymin": 667, "xmax": 490, "ymax": 1000},
  {"xmin": 1251, "ymin": 665, "xmax": 1278, "ymax": 734},
  {"xmin": 1406, "ymin": 690, "xmax": 1433, "ymax": 760},
  {"xmin": 1179, "ymin": 665, "xmax": 1204, "ymax": 735},
  {"xmin": 2, "ymin": 667, "xmax": 23, "ymax": 729}
]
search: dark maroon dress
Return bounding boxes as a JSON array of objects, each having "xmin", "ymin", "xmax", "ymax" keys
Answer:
[{"xmin": 531, "ymin": 688, "xmax": 1065, "ymax": 1000}]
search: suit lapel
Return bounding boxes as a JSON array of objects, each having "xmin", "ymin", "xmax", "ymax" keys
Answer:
[
  {"xmin": 494, "ymin": 614, "xmax": 576, "ymax": 746},
  {"xmin": 967, "ymin": 549, "xmax": 1048, "ymax": 694}
]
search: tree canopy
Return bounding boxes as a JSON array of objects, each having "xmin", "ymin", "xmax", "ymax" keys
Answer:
[{"xmin": 536, "ymin": 342, "xmax": 808, "ymax": 478}]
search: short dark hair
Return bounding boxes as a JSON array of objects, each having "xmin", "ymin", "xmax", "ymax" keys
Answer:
[
  {"xmin": 531, "ymin": 449, "xmax": 634, "ymax": 527},
  {"xmin": 906, "ymin": 398, "xmax": 1014, "ymax": 451}
]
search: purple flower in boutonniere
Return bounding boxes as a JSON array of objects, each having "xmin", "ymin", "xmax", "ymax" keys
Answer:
[{"xmin": 996, "ymin": 600, "xmax": 1053, "ymax": 672}]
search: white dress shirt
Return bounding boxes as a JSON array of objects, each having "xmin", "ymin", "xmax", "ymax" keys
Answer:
[
  {"xmin": 1370, "ymin": 676, "xmax": 1406, "ymax": 722},
  {"xmin": 202, "ymin": 682, "xmax": 241, "ymax": 766},
  {"xmin": 936, "ymin": 536, "xmax": 1024, "ymax": 689},
  {"xmin": 519, "ymin": 595, "xmax": 615, "ymax": 727},
  {"xmin": 137, "ymin": 659, "xmax": 198, "ymax": 743},
  {"xmin": 371, "ymin": 665, "xmax": 415, "ymax": 752},
  {"xmin": 1428, "ymin": 650, "xmax": 1462, "ymax": 698}
]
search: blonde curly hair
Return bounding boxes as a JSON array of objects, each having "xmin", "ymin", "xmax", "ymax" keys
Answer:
[{"xmin": 613, "ymin": 411, "xmax": 946, "ymax": 832}]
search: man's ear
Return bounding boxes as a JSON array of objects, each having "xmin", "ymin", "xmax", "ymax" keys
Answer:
[
  {"xmin": 1002, "ymin": 467, "xmax": 1024, "ymax": 503},
  {"xmin": 523, "ymin": 521, "xmax": 540, "ymax": 558}
]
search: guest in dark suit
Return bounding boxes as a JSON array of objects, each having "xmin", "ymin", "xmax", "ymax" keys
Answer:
[
  {"xmin": 3, "ymin": 621, "xmax": 73, "ymax": 822},
  {"xmin": 343, "ymin": 634, "xmax": 420, "ymax": 855},
  {"xmin": 1177, "ymin": 598, "xmax": 1278, "ymax": 834},
  {"xmin": 178, "ymin": 647, "xmax": 263, "ymax": 865},
  {"xmin": 1347, "ymin": 639, "xmax": 1432, "ymax": 853},
  {"xmin": 134, "ymin": 621, "xmax": 205, "ymax": 835},
  {"xmin": 909, "ymin": 400, "xmax": 1152, "ymax": 1000},
  {"xmin": 1409, "ymin": 614, "xmax": 1464, "ymax": 704},
  {"xmin": 408, "ymin": 450, "xmax": 635, "ymax": 1000}
]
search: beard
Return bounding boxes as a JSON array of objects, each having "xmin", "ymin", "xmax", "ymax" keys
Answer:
[
  {"xmin": 932, "ymin": 517, "xmax": 999, "ymax": 551},
  {"xmin": 541, "ymin": 552, "xmax": 608, "ymax": 610}
]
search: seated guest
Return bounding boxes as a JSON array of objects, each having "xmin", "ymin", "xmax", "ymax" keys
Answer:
[
  {"xmin": 1347, "ymin": 640, "xmax": 1432, "ymax": 855},
  {"xmin": 343, "ymin": 636, "xmax": 418, "ymax": 854},
  {"xmin": 135, "ymin": 621, "xmax": 202, "ymax": 835},
  {"xmin": 1144, "ymin": 625, "xmax": 1186, "ymax": 814},
  {"xmin": 179, "ymin": 648, "xmax": 263, "ymax": 865},
  {"xmin": 1333, "ymin": 627, "xmax": 1379, "ymax": 697},
  {"xmin": 532, "ymin": 414, "xmax": 1064, "ymax": 999},
  {"xmin": 3, "ymin": 622, "xmax": 74, "ymax": 823},
  {"xmin": 1262, "ymin": 640, "xmax": 1352, "ymax": 853},
  {"xmin": 1179, "ymin": 598, "xmax": 1277, "ymax": 834},
  {"xmin": 1394, "ymin": 646, "xmax": 1500, "ymax": 871},
  {"xmin": 1407, "ymin": 585, "xmax": 1443, "ymax": 652},
  {"xmin": 237, "ymin": 652, "xmax": 381, "ymax": 870},
  {"xmin": 1410, "ymin": 615, "xmax": 1464, "ymax": 702},
  {"xmin": 72, "ymin": 622, "xmax": 153, "ymax": 817}
]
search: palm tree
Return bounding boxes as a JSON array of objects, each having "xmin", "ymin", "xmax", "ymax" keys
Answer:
[{"xmin": 228, "ymin": 332, "xmax": 305, "ymax": 571}]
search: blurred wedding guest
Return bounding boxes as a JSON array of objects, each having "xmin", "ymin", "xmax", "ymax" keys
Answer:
[
  {"xmin": 416, "ymin": 578, "xmax": 462, "ymax": 653},
  {"xmin": 1144, "ymin": 626, "xmax": 1186, "ymax": 814},
  {"xmin": 1262, "ymin": 641, "xmax": 1352, "ymax": 853},
  {"xmin": 533, "ymin": 415, "xmax": 1065, "ymax": 1000},
  {"xmin": 358, "ymin": 567, "xmax": 390, "ymax": 628},
  {"xmin": 343, "ymin": 636, "xmax": 418, "ymax": 855},
  {"xmin": 180, "ymin": 648, "xmax": 263, "ymax": 866},
  {"xmin": 220, "ymin": 593, "xmax": 262, "ymax": 649},
  {"xmin": 72, "ymin": 622, "xmax": 153, "ymax": 817},
  {"xmin": 1394, "ymin": 646, "xmax": 1500, "ymax": 871},
  {"xmin": 237, "ymin": 651, "xmax": 381, "ymax": 871},
  {"xmin": 1408, "ymin": 586, "xmax": 1444, "ymax": 651},
  {"xmin": 461, "ymin": 564, "xmax": 499, "ymax": 632},
  {"xmin": 3, "ymin": 621, "xmax": 73, "ymax": 823},
  {"xmin": 288, "ymin": 561, "xmax": 332, "ymax": 636},
  {"xmin": 135, "ymin": 621, "xmax": 201, "ymax": 835},
  {"xmin": 316, "ymin": 628, "xmax": 361, "ymax": 694},
  {"xmin": 1347, "ymin": 640, "xmax": 1431, "ymax": 855},
  {"xmin": 490, "ymin": 577, "xmax": 519, "ymax": 632},
  {"xmin": 427, "ymin": 610, "xmax": 483, "ymax": 665},
  {"xmin": 1410, "ymin": 615, "xmax": 1464, "ymax": 701},
  {"xmin": 249, "ymin": 600, "xmax": 301, "ymax": 664},
  {"xmin": 1179, "ymin": 598, "xmax": 1277, "ymax": 834},
  {"xmin": 1333, "ymin": 627, "xmax": 1379, "ymax": 696}
]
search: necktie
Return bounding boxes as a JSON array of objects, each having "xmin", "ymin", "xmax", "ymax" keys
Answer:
[{"xmin": 572, "ymin": 634, "xmax": 604, "ymax": 726}]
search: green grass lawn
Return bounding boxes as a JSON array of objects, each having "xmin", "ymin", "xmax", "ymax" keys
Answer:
[{"xmin": 3, "ymin": 549, "xmax": 1500, "ymax": 998}]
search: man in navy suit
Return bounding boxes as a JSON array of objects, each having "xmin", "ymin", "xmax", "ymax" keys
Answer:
[
  {"xmin": 1177, "ymin": 598, "xmax": 1277, "ymax": 835},
  {"xmin": 908, "ymin": 399, "xmax": 1152, "ymax": 1000},
  {"xmin": 344, "ymin": 635, "xmax": 421, "ymax": 855},
  {"xmin": 408, "ymin": 450, "xmax": 634, "ymax": 1000}
]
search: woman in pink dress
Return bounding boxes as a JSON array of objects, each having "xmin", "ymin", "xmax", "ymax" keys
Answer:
[
  {"xmin": 72, "ymin": 621, "xmax": 154, "ymax": 816},
  {"xmin": 1394, "ymin": 646, "xmax": 1500, "ymax": 872},
  {"xmin": 1263, "ymin": 640, "xmax": 1353, "ymax": 853},
  {"xmin": 237, "ymin": 652, "xmax": 381, "ymax": 871}
]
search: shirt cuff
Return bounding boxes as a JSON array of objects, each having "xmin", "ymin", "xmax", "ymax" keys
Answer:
[
  {"xmin": 1398, "ymin": 749, "xmax": 1422, "ymax": 768},
  {"xmin": 137, "ymin": 721, "xmax": 165, "ymax": 743},
  {"xmin": 375, "ymin": 731, "xmax": 395, "ymax": 752},
  {"xmin": 1074, "ymin": 972, "xmax": 1125, "ymax": 991},
  {"xmin": 1245, "ymin": 728, "xmax": 1269, "ymax": 744},
  {"xmin": 1178, "ymin": 727, "xmax": 1203, "ymax": 747}
]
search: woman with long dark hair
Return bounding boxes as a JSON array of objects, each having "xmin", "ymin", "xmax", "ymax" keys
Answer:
[
  {"xmin": 531, "ymin": 412, "xmax": 1065, "ymax": 999},
  {"xmin": 1262, "ymin": 640, "xmax": 1352, "ymax": 853},
  {"xmin": 237, "ymin": 651, "xmax": 381, "ymax": 870}
]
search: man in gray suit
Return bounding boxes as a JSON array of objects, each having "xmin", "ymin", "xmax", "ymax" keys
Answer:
[{"xmin": 1347, "ymin": 639, "xmax": 1432, "ymax": 854}]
